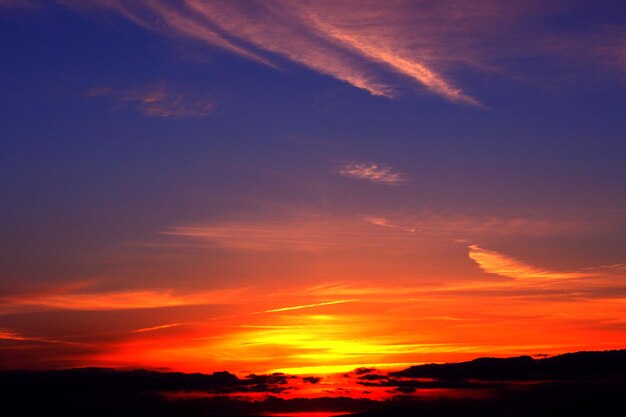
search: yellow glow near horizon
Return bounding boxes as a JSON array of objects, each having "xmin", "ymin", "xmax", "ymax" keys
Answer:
[{"xmin": 268, "ymin": 362, "xmax": 417, "ymax": 375}]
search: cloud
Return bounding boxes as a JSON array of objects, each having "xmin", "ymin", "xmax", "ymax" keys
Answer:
[
  {"xmin": 86, "ymin": 84, "xmax": 214, "ymax": 119},
  {"xmin": 0, "ymin": 288, "xmax": 243, "ymax": 314},
  {"xmin": 468, "ymin": 245, "xmax": 592, "ymax": 280},
  {"xmin": 365, "ymin": 208, "xmax": 626, "ymax": 240},
  {"xmin": 301, "ymin": 6, "xmax": 481, "ymax": 105},
  {"xmin": 60, "ymin": 0, "xmax": 489, "ymax": 104},
  {"xmin": 161, "ymin": 222, "xmax": 342, "ymax": 252},
  {"xmin": 301, "ymin": 376, "xmax": 322, "ymax": 384},
  {"xmin": 260, "ymin": 299, "xmax": 357, "ymax": 314},
  {"xmin": 0, "ymin": 367, "xmax": 377, "ymax": 415},
  {"xmin": 584, "ymin": 263, "xmax": 626, "ymax": 272},
  {"xmin": 364, "ymin": 217, "xmax": 416, "ymax": 233},
  {"xmin": 0, "ymin": 330, "xmax": 25, "ymax": 341},
  {"xmin": 156, "ymin": 211, "xmax": 443, "ymax": 254},
  {"xmin": 151, "ymin": 209, "xmax": 624, "ymax": 271},
  {"xmin": 131, "ymin": 323, "xmax": 184, "ymax": 333},
  {"xmin": 0, "ymin": 329, "xmax": 43, "ymax": 342},
  {"xmin": 362, "ymin": 209, "xmax": 625, "ymax": 237},
  {"xmin": 14, "ymin": 0, "xmax": 626, "ymax": 104},
  {"xmin": 0, "ymin": 368, "xmax": 294, "ymax": 395},
  {"xmin": 337, "ymin": 161, "xmax": 405, "ymax": 184},
  {"xmin": 0, "ymin": 329, "xmax": 75, "ymax": 345},
  {"xmin": 159, "ymin": 216, "xmax": 414, "ymax": 252}
]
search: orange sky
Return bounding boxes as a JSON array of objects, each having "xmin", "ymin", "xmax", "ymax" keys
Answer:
[{"xmin": 2, "ymin": 237, "xmax": 625, "ymax": 374}]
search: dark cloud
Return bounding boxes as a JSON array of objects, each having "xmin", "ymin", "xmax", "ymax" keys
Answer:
[
  {"xmin": 358, "ymin": 374, "xmax": 387, "ymax": 381},
  {"xmin": 357, "ymin": 376, "xmax": 499, "ymax": 390},
  {"xmin": 0, "ymin": 368, "xmax": 292, "ymax": 396},
  {"xmin": 2, "ymin": 349, "xmax": 626, "ymax": 416},
  {"xmin": 302, "ymin": 376, "xmax": 322, "ymax": 384},
  {"xmin": 349, "ymin": 380, "xmax": 626, "ymax": 417}
]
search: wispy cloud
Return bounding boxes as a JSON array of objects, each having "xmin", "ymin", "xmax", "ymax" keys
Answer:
[
  {"xmin": 260, "ymin": 299, "xmax": 357, "ymax": 314},
  {"xmin": 584, "ymin": 263, "xmax": 626, "ymax": 272},
  {"xmin": 337, "ymin": 161, "xmax": 405, "ymax": 184},
  {"xmin": 59, "ymin": 0, "xmax": 490, "ymax": 104},
  {"xmin": 468, "ymin": 245, "xmax": 592, "ymax": 280},
  {"xmin": 0, "ymin": 288, "xmax": 243, "ymax": 314},
  {"xmin": 301, "ymin": 6, "xmax": 481, "ymax": 105},
  {"xmin": 364, "ymin": 217, "xmax": 416, "ymax": 233},
  {"xmin": 0, "ymin": 329, "xmax": 35, "ymax": 342},
  {"xmin": 131, "ymin": 323, "xmax": 185, "ymax": 333},
  {"xmin": 149, "ymin": 209, "xmax": 622, "ymax": 256},
  {"xmin": 86, "ymin": 84, "xmax": 214, "ymax": 119},
  {"xmin": 13, "ymin": 1, "xmax": 625, "ymax": 104},
  {"xmin": 157, "ymin": 213, "xmax": 426, "ymax": 253},
  {"xmin": 362, "ymin": 209, "xmax": 626, "ymax": 237},
  {"xmin": 0, "ymin": 329, "xmax": 73, "ymax": 345}
]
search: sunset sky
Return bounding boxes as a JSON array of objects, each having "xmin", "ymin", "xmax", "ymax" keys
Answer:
[{"xmin": 1, "ymin": 0, "xmax": 626, "ymax": 378}]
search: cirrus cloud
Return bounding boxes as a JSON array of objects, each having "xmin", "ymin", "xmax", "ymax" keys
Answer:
[
  {"xmin": 86, "ymin": 84, "xmax": 214, "ymax": 119},
  {"xmin": 337, "ymin": 161, "xmax": 406, "ymax": 184},
  {"xmin": 60, "ymin": 0, "xmax": 484, "ymax": 104},
  {"xmin": 468, "ymin": 245, "xmax": 593, "ymax": 280}
]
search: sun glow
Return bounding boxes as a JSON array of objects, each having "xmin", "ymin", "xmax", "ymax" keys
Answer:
[{"xmin": 77, "ymin": 275, "xmax": 626, "ymax": 375}]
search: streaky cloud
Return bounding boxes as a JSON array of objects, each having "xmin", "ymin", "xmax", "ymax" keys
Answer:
[
  {"xmin": 0, "ymin": 329, "xmax": 75, "ymax": 345},
  {"xmin": 20, "ymin": 0, "xmax": 626, "ymax": 104},
  {"xmin": 468, "ymin": 244, "xmax": 593, "ymax": 280},
  {"xmin": 301, "ymin": 8, "xmax": 480, "ymax": 105},
  {"xmin": 62, "ymin": 0, "xmax": 483, "ymax": 103},
  {"xmin": 131, "ymin": 323, "xmax": 184, "ymax": 333},
  {"xmin": 159, "ymin": 215, "xmax": 416, "ymax": 252},
  {"xmin": 260, "ymin": 299, "xmax": 357, "ymax": 314},
  {"xmin": 0, "ymin": 288, "xmax": 245, "ymax": 314}
]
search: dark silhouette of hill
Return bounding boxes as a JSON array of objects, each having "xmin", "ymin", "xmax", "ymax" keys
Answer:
[
  {"xmin": 391, "ymin": 349, "xmax": 626, "ymax": 380},
  {"xmin": 0, "ymin": 349, "xmax": 625, "ymax": 416}
]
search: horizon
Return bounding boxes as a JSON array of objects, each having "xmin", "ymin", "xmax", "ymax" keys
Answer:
[
  {"xmin": 1, "ymin": 1, "xmax": 626, "ymax": 415},
  {"xmin": 2, "ymin": 347, "xmax": 621, "ymax": 373},
  {"xmin": 3, "ymin": 348, "xmax": 626, "ymax": 414}
]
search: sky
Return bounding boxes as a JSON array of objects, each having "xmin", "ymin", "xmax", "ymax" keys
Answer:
[{"xmin": 1, "ymin": 0, "xmax": 626, "ymax": 377}]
